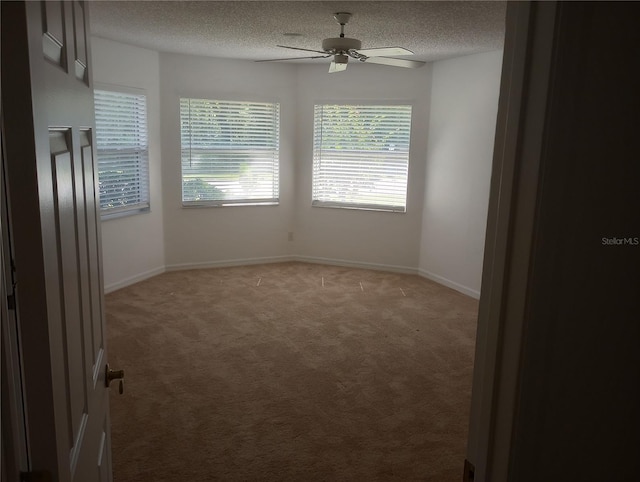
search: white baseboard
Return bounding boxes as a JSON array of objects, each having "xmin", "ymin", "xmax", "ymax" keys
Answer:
[
  {"xmin": 166, "ymin": 255, "xmax": 416, "ymax": 275},
  {"xmin": 292, "ymin": 255, "xmax": 418, "ymax": 275},
  {"xmin": 165, "ymin": 255, "xmax": 296, "ymax": 272},
  {"xmin": 104, "ymin": 266, "xmax": 166, "ymax": 294},
  {"xmin": 105, "ymin": 258, "xmax": 475, "ymax": 299},
  {"xmin": 418, "ymin": 268, "xmax": 480, "ymax": 299}
]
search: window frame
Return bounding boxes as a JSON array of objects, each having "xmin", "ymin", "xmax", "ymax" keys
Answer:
[
  {"xmin": 179, "ymin": 96, "xmax": 281, "ymax": 208},
  {"xmin": 93, "ymin": 83, "xmax": 150, "ymax": 220},
  {"xmin": 311, "ymin": 101, "xmax": 413, "ymax": 213}
]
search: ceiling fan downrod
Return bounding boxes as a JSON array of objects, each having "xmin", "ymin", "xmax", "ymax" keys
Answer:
[
  {"xmin": 334, "ymin": 12, "xmax": 352, "ymax": 38},
  {"xmin": 323, "ymin": 12, "xmax": 361, "ymax": 56}
]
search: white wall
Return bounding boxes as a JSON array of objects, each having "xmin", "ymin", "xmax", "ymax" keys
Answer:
[
  {"xmin": 92, "ymin": 37, "xmax": 165, "ymax": 292},
  {"xmin": 419, "ymin": 50, "xmax": 503, "ymax": 298},
  {"xmin": 159, "ymin": 53, "xmax": 297, "ymax": 269},
  {"xmin": 93, "ymin": 40, "xmax": 502, "ymax": 295},
  {"xmin": 294, "ymin": 63, "xmax": 432, "ymax": 271}
]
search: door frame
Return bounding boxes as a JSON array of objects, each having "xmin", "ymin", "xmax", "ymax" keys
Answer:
[
  {"xmin": 1, "ymin": 116, "xmax": 30, "ymax": 481},
  {"xmin": 2, "ymin": 1, "xmax": 65, "ymax": 475},
  {"xmin": 466, "ymin": 2, "xmax": 560, "ymax": 481}
]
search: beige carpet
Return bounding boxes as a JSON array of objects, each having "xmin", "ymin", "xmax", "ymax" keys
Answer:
[{"xmin": 106, "ymin": 262, "xmax": 478, "ymax": 481}]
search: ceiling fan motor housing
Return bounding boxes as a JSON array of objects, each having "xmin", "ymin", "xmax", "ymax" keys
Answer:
[
  {"xmin": 334, "ymin": 54, "xmax": 349, "ymax": 65},
  {"xmin": 322, "ymin": 37, "xmax": 362, "ymax": 53}
]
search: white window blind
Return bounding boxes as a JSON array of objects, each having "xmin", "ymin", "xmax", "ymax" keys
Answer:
[
  {"xmin": 180, "ymin": 98, "xmax": 280, "ymax": 206},
  {"xmin": 313, "ymin": 104, "xmax": 412, "ymax": 212},
  {"xmin": 94, "ymin": 89, "xmax": 149, "ymax": 217}
]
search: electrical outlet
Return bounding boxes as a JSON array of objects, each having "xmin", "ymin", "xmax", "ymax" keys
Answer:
[{"xmin": 288, "ymin": 231, "xmax": 294, "ymax": 242}]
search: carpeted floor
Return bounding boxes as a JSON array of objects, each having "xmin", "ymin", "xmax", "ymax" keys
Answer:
[{"xmin": 106, "ymin": 262, "xmax": 478, "ymax": 481}]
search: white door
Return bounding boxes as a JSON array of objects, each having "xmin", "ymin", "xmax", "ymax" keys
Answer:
[{"xmin": 1, "ymin": 1, "xmax": 119, "ymax": 480}]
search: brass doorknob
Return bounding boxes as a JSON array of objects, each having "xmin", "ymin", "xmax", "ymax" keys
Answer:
[{"xmin": 105, "ymin": 363, "xmax": 125, "ymax": 394}]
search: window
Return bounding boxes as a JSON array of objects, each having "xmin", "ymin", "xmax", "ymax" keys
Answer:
[
  {"xmin": 94, "ymin": 88, "xmax": 149, "ymax": 218},
  {"xmin": 312, "ymin": 104, "xmax": 412, "ymax": 212},
  {"xmin": 180, "ymin": 98, "xmax": 280, "ymax": 206}
]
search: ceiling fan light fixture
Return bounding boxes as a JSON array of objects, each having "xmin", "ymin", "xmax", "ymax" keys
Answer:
[{"xmin": 329, "ymin": 60, "xmax": 348, "ymax": 73}]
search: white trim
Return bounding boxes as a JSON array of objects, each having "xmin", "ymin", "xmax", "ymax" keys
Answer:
[
  {"xmin": 176, "ymin": 90, "xmax": 282, "ymax": 107},
  {"xmin": 104, "ymin": 266, "xmax": 166, "ymax": 294},
  {"xmin": 293, "ymin": 255, "xmax": 417, "ymax": 275},
  {"xmin": 467, "ymin": 3, "xmax": 559, "ymax": 481},
  {"xmin": 103, "ymin": 257, "xmax": 484, "ymax": 299},
  {"xmin": 163, "ymin": 255, "xmax": 417, "ymax": 276},
  {"xmin": 93, "ymin": 81, "xmax": 146, "ymax": 96},
  {"xmin": 418, "ymin": 269, "xmax": 481, "ymax": 299},
  {"xmin": 313, "ymin": 98, "xmax": 418, "ymax": 107},
  {"xmin": 165, "ymin": 255, "xmax": 295, "ymax": 272}
]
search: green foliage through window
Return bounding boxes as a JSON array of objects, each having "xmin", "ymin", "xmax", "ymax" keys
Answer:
[
  {"xmin": 94, "ymin": 89, "xmax": 149, "ymax": 216},
  {"xmin": 180, "ymin": 98, "xmax": 280, "ymax": 206},
  {"xmin": 313, "ymin": 104, "xmax": 412, "ymax": 212}
]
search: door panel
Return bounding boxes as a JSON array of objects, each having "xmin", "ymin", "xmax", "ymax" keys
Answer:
[
  {"xmin": 97, "ymin": 429, "xmax": 109, "ymax": 481},
  {"xmin": 42, "ymin": 0, "xmax": 66, "ymax": 66},
  {"xmin": 79, "ymin": 130, "xmax": 106, "ymax": 382},
  {"xmin": 72, "ymin": 0, "xmax": 88, "ymax": 82},
  {"xmin": 50, "ymin": 128, "xmax": 90, "ymax": 473},
  {"xmin": 1, "ymin": 1, "xmax": 113, "ymax": 480}
]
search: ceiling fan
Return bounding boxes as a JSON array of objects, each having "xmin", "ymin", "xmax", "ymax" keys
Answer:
[{"xmin": 256, "ymin": 12, "xmax": 426, "ymax": 73}]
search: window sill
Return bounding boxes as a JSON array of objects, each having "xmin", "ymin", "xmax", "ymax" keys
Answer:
[
  {"xmin": 182, "ymin": 201, "xmax": 279, "ymax": 208},
  {"xmin": 101, "ymin": 205, "xmax": 150, "ymax": 221},
  {"xmin": 311, "ymin": 201, "xmax": 406, "ymax": 213}
]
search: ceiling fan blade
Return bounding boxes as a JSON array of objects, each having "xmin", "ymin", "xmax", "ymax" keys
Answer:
[
  {"xmin": 256, "ymin": 55, "xmax": 331, "ymax": 63},
  {"xmin": 357, "ymin": 47, "xmax": 414, "ymax": 57},
  {"xmin": 364, "ymin": 57, "xmax": 426, "ymax": 69},
  {"xmin": 277, "ymin": 45, "xmax": 328, "ymax": 54},
  {"xmin": 329, "ymin": 61, "xmax": 348, "ymax": 73}
]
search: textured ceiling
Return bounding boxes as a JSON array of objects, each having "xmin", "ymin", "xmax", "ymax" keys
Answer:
[{"xmin": 89, "ymin": 1, "xmax": 506, "ymax": 63}]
